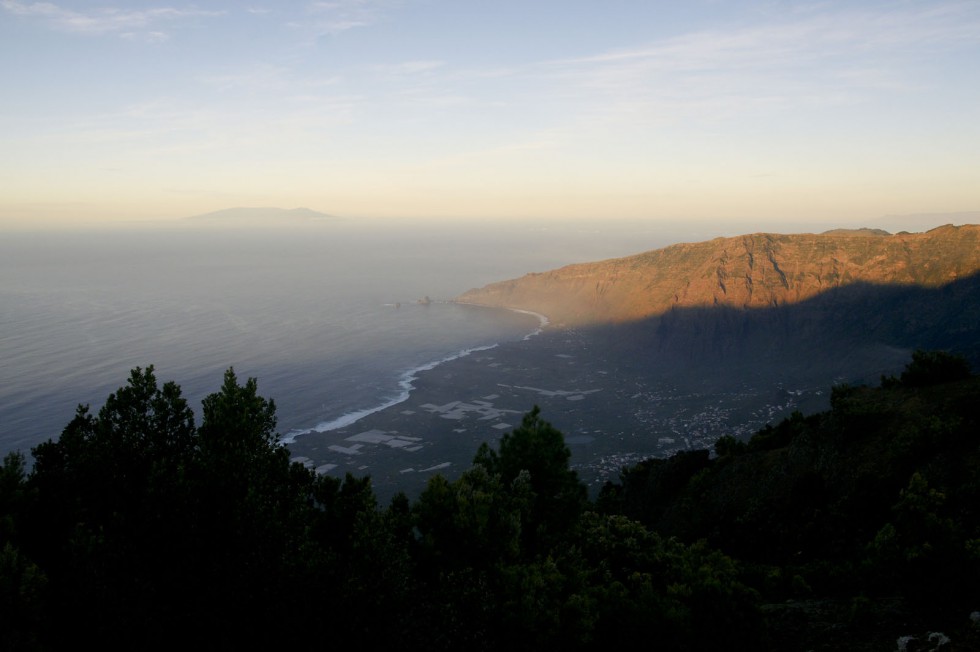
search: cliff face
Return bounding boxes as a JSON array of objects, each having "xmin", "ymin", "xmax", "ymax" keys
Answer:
[{"xmin": 458, "ymin": 225, "xmax": 980, "ymax": 326}]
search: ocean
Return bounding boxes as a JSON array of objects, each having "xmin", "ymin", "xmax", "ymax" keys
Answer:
[{"xmin": 1, "ymin": 218, "xmax": 700, "ymax": 458}]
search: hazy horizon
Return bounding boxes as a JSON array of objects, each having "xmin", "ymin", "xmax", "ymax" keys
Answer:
[
  {"xmin": 2, "ymin": 209, "xmax": 977, "ymax": 253},
  {"xmin": 2, "ymin": 1, "xmax": 979, "ymax": 229}
]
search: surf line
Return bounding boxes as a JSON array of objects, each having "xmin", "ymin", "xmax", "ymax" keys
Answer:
[
  {"xmin": 280, "ymin": 342, "xmax": 499, "ymax": 444},
  {"xmin": 507, "ymin": 308, "xmax": 549, "ymax": 340},
  {"xmin": 454, "ymin": 301, "xmax": 551, "ymax": 341},
  {"xmin": 281, "ymin": 305, "xmax": 549, "ymax": 445}
]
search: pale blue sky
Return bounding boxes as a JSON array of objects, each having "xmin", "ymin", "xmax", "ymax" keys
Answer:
[{"xmin": 1, "ymin": 0, "xmax": 978, "ymax": 227}]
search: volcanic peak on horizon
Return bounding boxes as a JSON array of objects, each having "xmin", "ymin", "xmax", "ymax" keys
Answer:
[{"xmin": 185, "ymin": 207, "xmax": 339, "ymax": 224}]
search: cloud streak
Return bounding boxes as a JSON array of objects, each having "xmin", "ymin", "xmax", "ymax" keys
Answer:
[
  {"xmin": 556, "ymin": 4, "xmax": 979, "ymax": 80},
  {"xmin": 304, "ymin": 0, "xmax": 401, "ymax": 35},
  {"xmin": 510, "ymin": 2, "xmax": 980, "ymax": 129},
  {"xmin": 0, "ymin": 1, "xmax": 224, "ymax": 37}
]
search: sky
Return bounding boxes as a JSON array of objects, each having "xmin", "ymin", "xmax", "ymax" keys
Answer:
[{"xmin": 1, "ymin": 0, "xmax": 979, "ymax": 228}]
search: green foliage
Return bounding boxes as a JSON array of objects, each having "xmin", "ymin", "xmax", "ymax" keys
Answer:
[
  {"xmin": 598, "ymin": 351, "xmax": 980, "ymax": 648},
  {"xmin": 414, "ymin": 465, "xmax": 527, "ymax": 575},
  {"xmin": 4, "ymin": 348, "xmax": 977, "ymax": 649},
  {"xmin": 567, "ymin": 513, "xmax": 762, "ymax": 649},
  {"xmin": 0, "ymin": 542, "xmax": 46, "ymax": 650},
  {"xmin": 747, "ymin": 410, "xmax": 810, "ymax": 452},
  {"xmin": 411, "ymin": 407, "xmax": 765, "ymax": 650},
  {"xmin": 863, "ymin": 471, "xmax": 968, "ymax": 602},
  {"xmin": 0, "ymin": 452, "xmax": 29, "ymax": 542},
  {"xmin": 31, "ymin": 365, "xmax": 196, "ymax": 515},
  {"xmin": 199, "ymin": 367, "xmax": 279, "ymax": 459},
  {"xmin": 714, "ymin": 434, "xmax": 746, "ymax": 457},
  {"xmin": 17, "ymin": 367, "xmax": 337, "ymax": 647},
  {"xmin": 829, "ymin": 381, "xmax": 860, "ymax": 411},
  {"xmin": 472, "ymin": 405, "xmax": 587, "ymax": 553},
  {"xmin": 597, "ymin": 450, "xmax": 710, "ymax": 530},
  {"xmin": 0, "ymin": 452, "xmax": 46, "ymax": 650},
  {"xmin": 898, "ymin": 349, "xmax": 972, "ymax": 387}
]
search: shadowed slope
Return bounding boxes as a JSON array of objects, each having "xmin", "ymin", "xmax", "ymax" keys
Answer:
[{"xmin": 589, "ymin": 271, "xmax": 980, "ymax": 378}]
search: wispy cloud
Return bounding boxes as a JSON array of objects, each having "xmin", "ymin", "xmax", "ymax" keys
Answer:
[
  {"xmin": 303, "ymin": 0, "xmax": 401, "ymax": 35},
  {"xmin": 200, "ymin": 64, "xmax": 303, "ymax": 94},
  {"xmin": 205, "ymin": 0, "xmax": 980, "ymax": 153},
  {"xmin": 519, "ymin": 2, "xmax": 980, "ymax": 128},
  {"xmin": 0, "ymin": 1, "xmax": 224, "ymax": 38},
  {"xmin": 565, "ymin": 3, "xmax": 980, "ymax": 71},
  {"xmin": 121, "ymin": 30, "xmax": 170, "ymax": 44},
  {"xmin": 370, "ymin": 60, "xmax": 445, "ymax": 75},
  {"xmin": 332, "ymin": 0, "xmax": 978, "ymax": 171}
]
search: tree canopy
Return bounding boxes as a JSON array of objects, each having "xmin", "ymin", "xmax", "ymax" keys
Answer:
[{"xmin": 1, "ymin": 352, "xmax": 978, "ymax": 649}]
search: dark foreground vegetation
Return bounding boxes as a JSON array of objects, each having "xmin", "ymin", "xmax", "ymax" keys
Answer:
[{"xmin": 2, "ymin": 352, "xmax": 980, "ymax": 650}]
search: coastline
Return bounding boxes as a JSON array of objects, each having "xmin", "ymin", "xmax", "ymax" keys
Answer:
[
  {"xmin": 285, "ymin": 325, "xmax": 592, "ymax": 500},
  {"xmin": 510, "ymin": 308, "xmax": 550, "ymax": 339},
  {"xmin": 279, "ymin": 341, "xmax": 501, "ymax": 444},
  {"xmin": 454, "ymin": 301, "xmax": 551, "ymax": 338},
  {"xmin": 286, "ymin": 313, "xmax": 831, "ymax": 503},
  {"xmin": 285, "ymin": 319, "xmax": 659, "ymax": 501},
  {"xmin": 282, "ymin": 303, "xmax": 546, "ymax": 446}
]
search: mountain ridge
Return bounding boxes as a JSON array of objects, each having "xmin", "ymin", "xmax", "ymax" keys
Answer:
[{"xmin": 458, "ymin": 224, "xmax": 980, "ymax": 327}]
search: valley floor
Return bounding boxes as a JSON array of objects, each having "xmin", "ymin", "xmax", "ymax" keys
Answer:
[{"xmin": 288, "ymin": 325, "xmax": 837, "ymax": 501}]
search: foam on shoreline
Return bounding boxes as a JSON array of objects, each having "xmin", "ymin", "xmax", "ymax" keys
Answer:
[
  {"xmin": 280, "ymin": 343, "xmax": 498, "ymax": 444},
  {"xmin": 454, "ymin": 301, "xmax": 551, "ymax": 340},
  {"xmin": 281, "ymin": 304, "xmax": 546, "ymax": 445},
  {"xmin": 509, "ymin": 308, "xmax": 549, "ymax": 340}
]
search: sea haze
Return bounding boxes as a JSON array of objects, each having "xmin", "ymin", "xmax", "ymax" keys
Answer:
[{"xmin": 2, "ymin": 217, "xmax": 729, "ymax": 457}]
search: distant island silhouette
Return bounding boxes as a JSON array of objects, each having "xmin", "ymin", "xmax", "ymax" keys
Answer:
[{"xmin": 185, "ymin": 206, "xmax": 341, "ymax": 224}]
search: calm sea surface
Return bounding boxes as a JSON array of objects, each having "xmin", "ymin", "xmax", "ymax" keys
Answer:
[{"xmin": 2, "ymin": 219, "xmax": 700, "ymax": 457}]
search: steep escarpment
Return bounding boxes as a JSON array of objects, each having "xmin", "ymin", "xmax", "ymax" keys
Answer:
[{"xmin": 458, "ymin": 225, "xmax": 980, "ymax": 327}]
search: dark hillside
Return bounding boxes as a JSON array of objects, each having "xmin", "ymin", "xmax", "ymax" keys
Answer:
[
  {"xmin": 599, "ymin": 353, "xmax": 980, "ymax": 650},
  {"xmin": 3, "ymin": 354, "xmax": 980, "ymax": 649},
  {"xmin": 593, "ymin": 270, "xmax": 980, "ymax": 379}
]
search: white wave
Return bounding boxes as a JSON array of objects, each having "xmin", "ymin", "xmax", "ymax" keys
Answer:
[
  {"xmin": 281, "ymin": 343, "xmax": 500, "ymax": 444},
  {"xmin": 508, "ymin": 308, "xmax": 549, "ymax": 340},
  {"xmin": 282, "ymin": 305, "xmax": 548, "ymax": 445}
]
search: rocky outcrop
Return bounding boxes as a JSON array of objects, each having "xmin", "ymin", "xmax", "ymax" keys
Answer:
[{"xmin": 458, "ymin": 225, "xmax": 980, "ymax": 326}]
